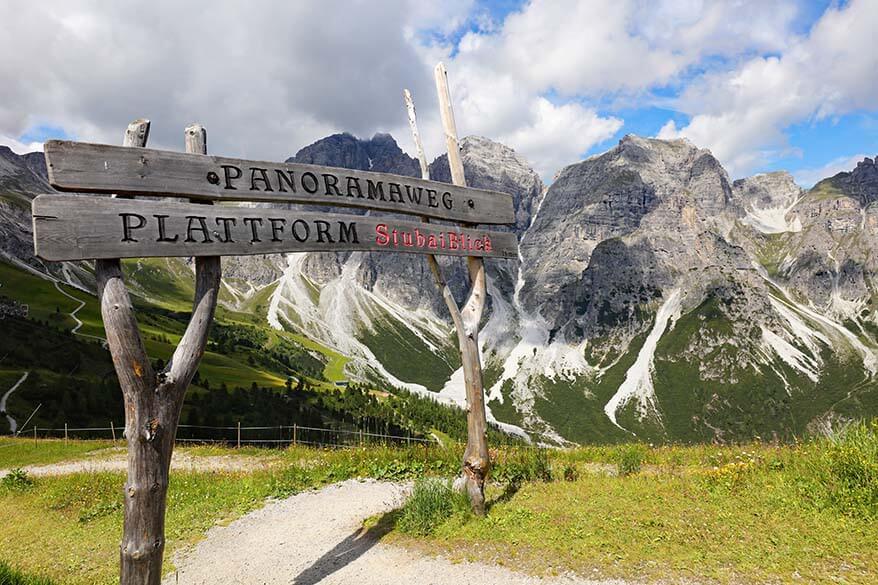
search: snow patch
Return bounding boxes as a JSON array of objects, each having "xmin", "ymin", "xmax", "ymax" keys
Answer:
[
  {"xmin": 741, "ymin": 195, "xmax": 803, "ymax": 234},
  {"xmin": 760, "ymin": 327, "xmax": 820, "ymax": 383},
  {"xmin": 755, "ymin": 262, "xmax": 877, "ymax": 377},
  {"xmin": 438, "ymin": 367, "xmax": 529, "ymax": 439},
  {"xmin": 604, "ymin": 288, "xmax": 682, "ymax": 432}
]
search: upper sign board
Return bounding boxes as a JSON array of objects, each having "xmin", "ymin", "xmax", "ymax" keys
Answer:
[
  {"xmin": 32, "ymin": 195, "xmax": 518, "ymax": 262},
  {"xmin": 43, "ymin": 141, "xmax": 515, "ymax": 225}
]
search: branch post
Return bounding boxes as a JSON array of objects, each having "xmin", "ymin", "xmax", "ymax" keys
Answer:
[
  {"xmin": 404, "ymin": 62, "xmax": 492, "ymax": 515},
  {"xmin": 96, "ymin": 119, "xmax": 221, "ymax": 585}
]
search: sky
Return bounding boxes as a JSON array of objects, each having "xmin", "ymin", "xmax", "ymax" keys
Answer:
[{"xmin": 0, "ymin": 0, "xmax": 876, "ymax": 186}]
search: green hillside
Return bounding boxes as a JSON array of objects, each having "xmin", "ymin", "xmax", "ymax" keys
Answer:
[{"xmin": 0, "ymin": 260, "xmax": 504, "ymax": 443}]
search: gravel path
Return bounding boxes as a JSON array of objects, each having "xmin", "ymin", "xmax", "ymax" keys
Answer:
[
  {"xmin": 0, "ymin": 451, "xmax": 270, "ymax": 479},
  {"xmin": 165, "ymin": 479, "xmax": 630, "ymax": 585}
]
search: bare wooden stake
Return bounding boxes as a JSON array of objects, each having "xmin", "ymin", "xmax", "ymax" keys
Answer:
[
  {"xmin": 64, "ymin": 423, "xmax": 68, "ymax": 446},
  {"xmin": 110, "ymin": 420, "xmax": 116, "ymax": 445},
  {"xmin": 405, "ymin": 64, "xmax": 492, "ymax": 515},
  {"xmin": 99, "ymin": 119, "xmax": 221, "ymax": 585},
  {"xmin": 237, "ymin": 421, "xmax": 241, "ymax": 449}
]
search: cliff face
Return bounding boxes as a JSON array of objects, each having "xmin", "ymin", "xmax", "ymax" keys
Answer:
[
  {"xmin": 0, "ymin": 146, "xmax": 95, "ymax": 286},
  {"xmin": 3, "ymin": 132, "xmax": 877, "ymax": 444}
]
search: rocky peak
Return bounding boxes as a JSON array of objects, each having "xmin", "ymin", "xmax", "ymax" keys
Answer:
[
  {"xmin": 0, "ymin": 146, "xmax": 51, "ymax": 195},
  {"xmin": 518, "ymin": 135, "xmax": 736, "ymax": 323},
  {"xmin": 733, "ymin": 171, "xmax": 802, "ymax": 209},
  {"xmin": 837, "ymin": 155, "xmax": 878, "ymax": 205},
  {"xmin": 363, "ymin": 133, "xmax": 420, "ymax": 176},
  {"xmin": 429, "ymin": 136, "xmax": 543, "ymax": 235},
  {"xmin": 287, "ymin": 132, "xmax": 418, "ymax": 177}
]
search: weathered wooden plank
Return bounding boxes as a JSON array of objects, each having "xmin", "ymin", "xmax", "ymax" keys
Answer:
[
  {"xmin": 32, "ymin": 195, "xmax": 518, "ymax": 261},
  {"xmin": 43, "ymin": 140, "xmax": 515, "ymax": 224}
]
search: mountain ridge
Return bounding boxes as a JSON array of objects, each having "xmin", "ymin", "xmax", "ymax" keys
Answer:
[{"xmin": 2, "ymin": 133, "xmax": 877, "ymax": 444}]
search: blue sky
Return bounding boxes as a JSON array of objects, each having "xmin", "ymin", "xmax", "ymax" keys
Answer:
[
  {"xmin": 1, "ymin": 0, "xmax": 875, "ymax": 185},
  {"xmin": 407, "ymin": 0, "xmax": 877, "ymax": 184}
]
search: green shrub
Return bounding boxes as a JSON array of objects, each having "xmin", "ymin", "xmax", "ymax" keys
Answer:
[
  {"xmin": 495, "ymin": 448, "xmax": 553, "ymax": 487},
  {"xmin": 811, "ymin": 420, "xmax": 878, "ymax": 518},
  {"xmin": 0, "ymin": 561, "xmax": 56, "ymax": 585},
  {"xmin": 397, "ymin": 478, "xmax": 470, "ymax": 536},
  {"xmin": 562, "ymin": 462, "xmax": 579, "ymax": 482},
  {"xmin": 1, "ymin": 469, "xmax": 34, "ymax": 491},
  {"xmin": 614, "ymin": 444, "xmax": 647, "ymax": 476}
]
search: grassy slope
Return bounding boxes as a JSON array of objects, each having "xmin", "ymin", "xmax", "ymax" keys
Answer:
[
  {"xmin": 3, "ymin": 431, "xmax": 877, "ymax": 584},
  {"xmin": 0, "ymin": 260, "xmax": 331, "ymax": 389},
  {"xmin": 0, "ymin": 442, "xmax": 461, "ymax": 585},
  {"xmin": 410, "ymin": 470, "xmax": 876, "ymax": 584},
  {"xmin": 390, "ymin": 426, "xmax": 878, "ymax": 585},
  {"xmin": 223, "ymin": 280, "xmax": 350, "ymax": 384},
  {"xmin": 508, "ymin": 333, "xmax": 649, "ymax": 444},
  {"xmin": 359, "ymin": 312, "xmax": 457, "ymax": 392},
  {"xmin": 653, "ymin": 295, "xmax": 878, "ymax": 443}
]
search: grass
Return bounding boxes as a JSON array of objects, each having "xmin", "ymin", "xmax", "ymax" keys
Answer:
[
  {"xmin": 397, "ymin": 478, "xmax": 471, "ymax": 536},
  {"xmin": 0, "ymin": 442, "xmax": 461, "ymax": 585},
  {"xmin": 359, "ymin": 313, "xmax": 457, "ymax": 392},
  {"xmin": 388, "ymin": 421, "xmax": 878, "ymax": 585},
  {"xmin": 0, "ymin": 438, "xmax": 115, "ymax": 469},
  {"xmin": 0, "ymin": 561, "xmax": 56, "ymax": 585},
  {"xmin": 3, "ymin": 428, "xmax": 878, "ymax": 584}
]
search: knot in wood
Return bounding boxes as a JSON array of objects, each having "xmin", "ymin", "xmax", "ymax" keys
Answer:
[{"xmin": 144, "ymin": 418, "xmax": 160, "ymax": 442}]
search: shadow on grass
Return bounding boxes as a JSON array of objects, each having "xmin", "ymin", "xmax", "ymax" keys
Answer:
[
  {"xmin": 292, "ymin": 510, "xmax": 400, "ymax": 585},
  {"xmin": 485, "ymin": 481, "xmax": 522, "ymax": 514}
]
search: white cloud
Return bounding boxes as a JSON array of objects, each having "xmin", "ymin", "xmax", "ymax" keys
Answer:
[
  {"xmin": 410, "ymin": 0, "xmax": 807, "ymax": 179},
  {"xmin": 0, "ymin": 0, "xmax": 874, "ymax": 184},
  {"xmin": 494, "ymin": 99, "xmax": 622, "ymax": 179},
  {"xmin": 0, "ymin": 1, "xmax": 442, "ymax": 159},
  {"xmin": 0, "ymin": 135, "xmax": 44, "ymax": 155},
  {"xmin": 659, "ymin": 0, "xmax": 878, "ymax": 177},
  {"xmin": 793, "ymin": 153, "xmax": 870, "ymax": 188}
]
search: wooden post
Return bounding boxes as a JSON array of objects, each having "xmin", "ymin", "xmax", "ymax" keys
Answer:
[
  {"xmin": 33, "ymin": 425, "xmax": 37, "ymax": 446},
  {"xmin": 237, "ymin": 421, "xmax": 241, "ymax": 449},
  {"xmin": 110, "ymin": 421, "xmax": 116, "ymax": 445},
  {"xmin": 64, "ymin": 423, "xmax": 68, "ymax": 446},
  {"xmin": 292, "ymin": 423, "xmax": 297, "ymax": 447},
  {"xmin": 99, "ymin": 120, "xmax": 221, "ymax": 585},
  {"xmin": 404, "ymin": 77, "xmax": 491, "ymax": 514},
  {"xmin": 429, "ymin": 63, "xmax": 491, "ymax": 515}
]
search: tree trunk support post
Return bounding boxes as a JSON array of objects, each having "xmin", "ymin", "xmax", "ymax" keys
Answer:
[
  {"xmin": 404, "ymin": 62, "xmax": 491, "ymax": 515},
  {"xmin": 96, "ymin": 119, "xmax": 221, "ymax": 585}
]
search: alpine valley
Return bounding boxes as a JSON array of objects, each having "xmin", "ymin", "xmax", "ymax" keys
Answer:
[{"xmin": 2, "ymin": 131, "xmax": 877, "ymax": 444}]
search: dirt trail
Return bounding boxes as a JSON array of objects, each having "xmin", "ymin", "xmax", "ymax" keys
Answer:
[
  {"xmin": 53, "ymin": 280, "xmax": 106, "ymax": 343},
  {"xmin": 0, "ymin": 450, "xmax": 270, "ymax": 479},
  {"xmin": 165, "ymin": 479, "xmax": 630, "ymax": 585},
  {"xmin": 1, "ymin": 371, "xmax": 29, "ymax": 434}
]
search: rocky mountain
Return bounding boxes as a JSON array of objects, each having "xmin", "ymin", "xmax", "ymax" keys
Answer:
[
  {"xmin": 2, "ymin": 132, "xmax": 876, "ymax": 444},
  {"xmin": 0, "ymin": 146, "xmax": 94, "ymax": 287}
]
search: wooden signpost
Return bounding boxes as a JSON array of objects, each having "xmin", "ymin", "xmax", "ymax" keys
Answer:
[{"xmin": 31, "ymin": 63, "xmax": 508, "ymax": 585}]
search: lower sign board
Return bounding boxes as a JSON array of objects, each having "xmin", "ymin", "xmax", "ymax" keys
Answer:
[{"xmin": 32, "ymin": 195, "xmax": 518, "ymax": 262}]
